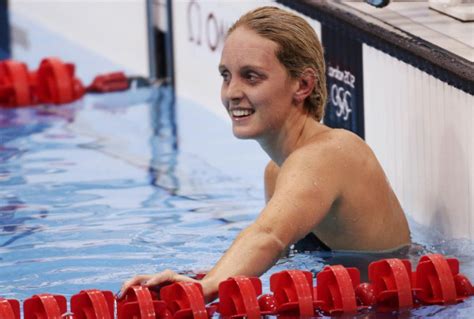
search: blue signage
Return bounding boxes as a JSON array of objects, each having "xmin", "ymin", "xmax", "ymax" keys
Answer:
[{"xmin": 322, "ymin": 26, "xmax": 364, "ymax": 138}]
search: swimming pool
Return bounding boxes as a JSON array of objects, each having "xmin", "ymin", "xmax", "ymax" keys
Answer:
[{"xmin": 1, "ymin": 86, "xmax": 473, "ymax": 318}]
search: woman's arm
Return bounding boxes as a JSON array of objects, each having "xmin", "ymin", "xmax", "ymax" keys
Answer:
[{"xmin": 120, "ymin": 149, "xmax": 340, "ymax": 303}]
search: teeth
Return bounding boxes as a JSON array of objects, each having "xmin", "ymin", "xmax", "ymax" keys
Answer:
[{"xmin": 231, "ymin": 109, "xmax": 253, "ymax": 117}]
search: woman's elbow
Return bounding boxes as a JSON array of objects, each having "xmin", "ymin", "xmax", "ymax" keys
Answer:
[{"xmin": 244, "ymin": 222, "xmax": 289, "ymax": 253}]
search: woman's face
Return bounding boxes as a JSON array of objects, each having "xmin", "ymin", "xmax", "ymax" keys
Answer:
[{"xmin": 219, "ymin": 27, "xmax": 299, "ymax": 140}]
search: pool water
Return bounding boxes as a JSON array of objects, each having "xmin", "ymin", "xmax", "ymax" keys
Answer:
[{"xmin": 0, "ymin": 86, "xmax": 473, "ymax": 318}]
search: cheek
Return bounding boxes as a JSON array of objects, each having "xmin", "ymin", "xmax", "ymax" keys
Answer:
[
  {"xmin": 220, "ymin": 85, "xmax": 227, "ymax": 107},
  {"xmin": 249, "ymin": 86, "xmax": 281, "ymax": 109},
  {"xmin": 273, "ymin": 85, "xmax": 297, "ymax": 107},
  {"xmin": 245, "ymin": 86, "xmax": 268, "ymax": 105}
]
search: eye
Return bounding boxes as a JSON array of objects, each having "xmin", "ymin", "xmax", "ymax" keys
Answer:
[
  {"xmin": 220, "ymin": 70, "xmax": 230, "ymax": 83},
  {"xmin": 244, "ymin": 71, "xmax": 259, "ymax": 84}
]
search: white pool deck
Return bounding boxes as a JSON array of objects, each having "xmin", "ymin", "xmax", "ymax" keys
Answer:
[{"xmin": 345, "ymin": 1, "xmax": 474, "ymax": 62}]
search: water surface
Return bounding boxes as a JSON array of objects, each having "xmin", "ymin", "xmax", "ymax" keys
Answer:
[{"xmin": 0, "ymin": 87, "xmax": 472, "ymax": 318}]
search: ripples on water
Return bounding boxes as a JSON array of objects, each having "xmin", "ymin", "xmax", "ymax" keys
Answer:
[{"xmin": 0, "ymin": 86, "xmax": 472, "ymax": 318}]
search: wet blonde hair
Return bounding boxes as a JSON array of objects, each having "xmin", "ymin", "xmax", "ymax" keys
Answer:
[{"xmin": 228, "ymin": 6, "xmax": 327, "ymax": 121}]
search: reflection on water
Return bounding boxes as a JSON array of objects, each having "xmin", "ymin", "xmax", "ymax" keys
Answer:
[
  {"xmin": 148, "ymin": 85, "xmax": 178, "ymax": 192},
  {"xmin": 0, "ymin": 199, "xmax": 47, "ymax": 249},
  {"xmin": 0, "ymin": 86, "xmax": 472, "ymax": 317}
]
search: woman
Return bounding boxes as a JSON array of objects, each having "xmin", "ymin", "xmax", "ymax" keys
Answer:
[{"xmin": 120, "ymin": 6, "xmax": 410, "ymax": 303}]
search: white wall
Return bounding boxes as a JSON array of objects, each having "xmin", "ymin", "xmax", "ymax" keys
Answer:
[
  {"xmin": 10, "ymin": 0, "xmax": 149, "ymax": 77},
  {"xmin": 364, "ymin": 44, "xmax": 473, "ymax": 240}
]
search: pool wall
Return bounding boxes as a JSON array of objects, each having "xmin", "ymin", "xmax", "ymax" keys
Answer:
[
  {"xmin": 8, "ymin": 0, "xmax": 150, "ymax": 81},
  {"xmin": 363, "ymin": 45, "xmax": 473, "ymax": 240}
]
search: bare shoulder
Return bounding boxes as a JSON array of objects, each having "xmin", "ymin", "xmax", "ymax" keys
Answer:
[
  {"xmin": 264, "ymin": 160, "xmax": 280, "ymax": 179},
  {"xmin": 264, "ymin": 160, "xmax": 280, "ymax": 203},
  {"xmin": 313, "ymin": 128, "xmax": 370, "ymax": 156},
  {"xmin": 267, "ymin": 127, "xmax": 381, "ymax": 206},
  {"xmin": 285, "ymin": 128, "xmax": 373, "ymax": 173},
  {"xmin": 276, "ymin": 128, "xmax": 381, "ymax": 201},
  {"xmin": 326, "ymin": 129, "xmax": 380, "ymax": 171}
]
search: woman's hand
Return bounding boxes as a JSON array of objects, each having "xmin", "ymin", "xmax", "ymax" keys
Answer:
[{"xmin": 118, "ymin": 269, "xmax": 199, "ymax": 298}]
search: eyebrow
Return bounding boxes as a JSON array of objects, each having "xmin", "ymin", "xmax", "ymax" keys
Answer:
[{"xmin": 218, "ymin": 64, "xmax": 267, "ymax": 73}]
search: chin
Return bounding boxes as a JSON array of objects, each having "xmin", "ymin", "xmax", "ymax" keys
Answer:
[{"xmin": 232, "ymin": 127, "xmax": 259, "ymax": 140}]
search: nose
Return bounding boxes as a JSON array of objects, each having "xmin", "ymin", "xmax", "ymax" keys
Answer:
[{"xmin": 222, "ymin": 78, "xmax": 244, "ymax": 104}]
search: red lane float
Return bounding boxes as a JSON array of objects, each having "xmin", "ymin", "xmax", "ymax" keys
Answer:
[
  {"xmin": 0, "ymin": 298, "xmax": 20, "ymax": 319},
  {"xmin": 367, "ymin": 258, "xmax": 414, "ymax": 311},
  {"xmin": 414, "ymin": 253, "xmax": 472, "ymax": 304},
  {"xmin": 87, "ymin": 72, "xmax": 129, "ymax": 93},
  {"xmin": 1, "ymin": 254, "xmax": 472, "ymax": 318},
  {"xmin": 316, "ymin": 265, "xmax": 360, "ymax": 315},
  {"xmin": 24, "ymin": 294, "xmax": 67, "ymax": 319},
  {"xmin": 270, "ymin": 270, "xmax": 315, "ymax": 317},
  {"xmin": 117, "ymin": 286, "xmax": 171, "ymax": 319},
  {"xmin": 218, "ymin": 276, "xmax": 262, "ymax": 318},
  {"xmin": 160, "ymin": 282, "xmax": 209, "ymax": 319},
  {"xmin": 0, "ymin": 56, "xmax": 132, "ymax": 108},
  {"xmin": 257, "ymin": 293, "xmax": 277, "ymax": 315},
  {"xmin": 0, "ymin": 60, "xmax": 36, "ymax": 107},
  {"xmin": 36, "ymin": 57, "xmax": 85, "ymax": 105},
  {"xmin": 455, "ymin": 274, "xmax": 474, "ymax": 297},
  {"xmin": 71, "ymin": 289, "xmax": 115, "ymax": 319}
]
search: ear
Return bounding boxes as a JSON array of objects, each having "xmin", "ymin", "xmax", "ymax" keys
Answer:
[{"xmin": 293, "ymin": 68, "xmax": 316, "ymax": 105}]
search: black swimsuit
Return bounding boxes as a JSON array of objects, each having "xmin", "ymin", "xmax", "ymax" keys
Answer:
[
  {"xmin": 293, "ymin": 234, "xmax": 411, "ymax": 281},
  {"xmin": 293, "ymin": 232, "xmax": 331, "ymax": 252}
]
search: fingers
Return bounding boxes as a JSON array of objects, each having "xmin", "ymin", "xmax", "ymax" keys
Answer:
[
  {"xmin": 118, "ymin": 270, "xmax": 199, "ymax": 299},
  {"xmin": 144, "ymin": 269, "xmax": 198, "ymax": 287},
  {"xmin": 118, "ymin": 274, "xmax": 152, "ymax": 298},
  {"xmin": 143, "ymin": 269, "xmax": 176, "ymax": 287}
]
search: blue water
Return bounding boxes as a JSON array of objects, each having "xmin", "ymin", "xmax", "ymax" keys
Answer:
[{"xmin": 0, "ymin": 86, "xmax": 473, "ymax": 318}]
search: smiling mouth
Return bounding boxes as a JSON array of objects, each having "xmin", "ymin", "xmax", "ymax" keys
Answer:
[{"xmin": 230, "ymin": 108, "xmax": 255, "ymax": 119}]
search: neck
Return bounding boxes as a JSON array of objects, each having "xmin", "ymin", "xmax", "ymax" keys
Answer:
[{"xmin": 258, "ymin": 112, "xmax": 316, "ymax": 166}]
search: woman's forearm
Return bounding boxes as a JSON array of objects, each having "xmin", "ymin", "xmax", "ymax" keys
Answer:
[{"xmin": 200, "ymin": 222, "xmax": 288, "ymax": 302}]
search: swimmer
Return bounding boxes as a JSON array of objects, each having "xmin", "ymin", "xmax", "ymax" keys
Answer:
[{"xmin": 120, "ymin": 6, "xmax": 410, "ymax": 303}]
